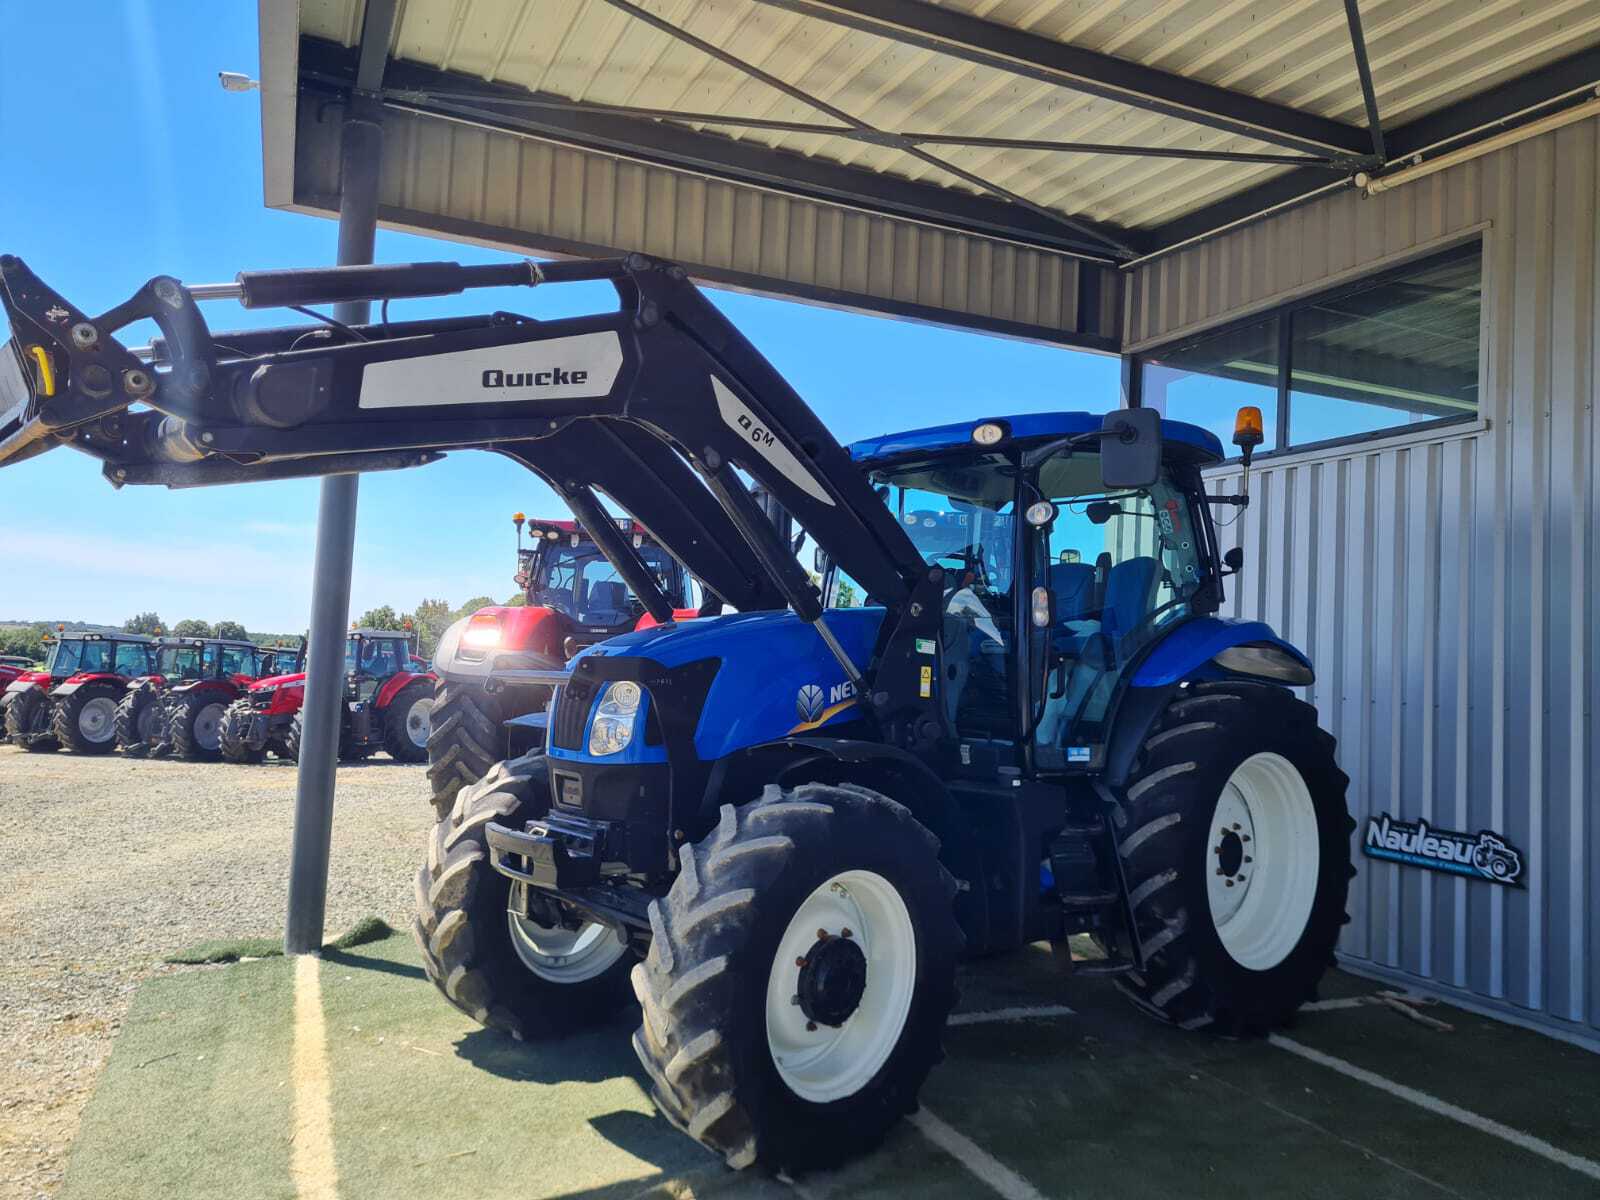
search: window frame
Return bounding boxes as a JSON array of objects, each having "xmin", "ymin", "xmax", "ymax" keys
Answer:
[{"xmin": 1131, "ymin": 238, "xmax": 1485, "ymax": 462}]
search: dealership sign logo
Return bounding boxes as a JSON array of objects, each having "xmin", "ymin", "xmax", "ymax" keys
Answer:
[{"xmin": 1363, "ymin": 813, "xmax": 1525, "ymax": 887}]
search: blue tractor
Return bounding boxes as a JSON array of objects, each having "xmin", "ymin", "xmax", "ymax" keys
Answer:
[{"xmin": 0, "ymin": 253, "xmax": 1352, "ymax": 1173}]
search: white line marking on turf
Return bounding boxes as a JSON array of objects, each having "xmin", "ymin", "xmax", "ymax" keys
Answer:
[
  {"xmin": 947, "ymin": 1004, "xmax": 1076, "ymax": 1026},
  {"xmin": 1269, "ymin": 1034, "xmax": 1600, "ymax": 1184},
  {"xmin": 290, "ymin": 953, "xmax": 340, "ymax": 1200},
  {"xmin": 1299, "ymin": 997, "xmax": 1369, "ymax": 1012},
  {"xmin": 909, "ymin": 1110, "xmax": 1049, "ymax": 1200}
]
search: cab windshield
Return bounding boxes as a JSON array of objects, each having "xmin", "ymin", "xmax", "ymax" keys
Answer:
[
  {"xmin": 157, "ymin": 645, "xmax": 204, "ymax": 679},
  {"xmin": 532, "ymin": 541, "xmax": 683, "ymax": 624}
]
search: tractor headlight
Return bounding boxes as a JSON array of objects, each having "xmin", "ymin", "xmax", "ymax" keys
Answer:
[
  {"xmin": 587, "ymin": 680, "xmax": 643, "ymax": 756},
  {"xmin": 461, "ymin": 613, "xmax": 503, "ymax": 650},
  {"xmin": 1212, "ymin": 643, "xmax": 1314, "ymax": 685}
]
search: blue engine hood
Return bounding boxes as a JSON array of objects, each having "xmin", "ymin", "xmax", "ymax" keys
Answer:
[{"xmin": 558, "ymin": 607, "xmax": 887, "ymax": 762}]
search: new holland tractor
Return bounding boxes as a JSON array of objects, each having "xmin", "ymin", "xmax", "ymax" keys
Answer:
[
  {"xmin": 428, "ymin": 512, "xmax": 705, "ymax": 816},
  {"xmin": 0, "ymin": 253, "xmax": 1352, "ymax": 1173},
  {"xmin": 2, "ymin": 629, "xmax": 156, "ymax": 753},
  {"xmin": 115, "ymin": 635, "xmax": 274, "ymax": 759}
]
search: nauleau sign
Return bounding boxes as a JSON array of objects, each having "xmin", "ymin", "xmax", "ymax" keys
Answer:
[{"xmin": 1362, "ymin": 813, "xmax": 1526, "ymax": 887}]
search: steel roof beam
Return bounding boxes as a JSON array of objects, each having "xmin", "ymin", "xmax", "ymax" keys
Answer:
[
  {"xmin": 1141, "ymin": 44, "xmax": 1600, "ymax": 262},
  {"xmin": 749, "ymin": 0, "xmax": 1372, "ymax": 160},
  {"xmin": 1342, "ymin": 0, "xmax": 1386, "ymax": 162},
  {"xmin": 299, "ymin": 38, "xmax": 1144, "ymax": 260}
]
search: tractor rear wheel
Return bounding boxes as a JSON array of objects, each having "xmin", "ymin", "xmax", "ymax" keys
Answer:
[
  {"xmin": 52, "ymin": 686, "xmax": 121, "ymax": 754},
  {"xmin": 285, "ymin": 709, "xmax": 370, "ymax": 762},
  {"xmin": 115, "ymin": 681, "xmax": 165, "ymax": 756},
  {"xmin": 425, "ymin": 680, "xmax": 505, "ymax": 819},
  {"xmin": 1110, "ymin": 681, "xmax": 1353, "ymax": 1035},
  {"xmin": 412, "ymin": 752, "xmax": 634, "ymax": 1038},
  {"xmin": 219, "ymin": 699, "xmax": 266, "ymax": 764},
  {"xmin": 633, "ymin": 783, "xmax": 962, "ymax": 1172},
  {"xmin": 171, "ymin": 692, "xmax": 229, "ymax": 761},
  {"xmin": 382, "ymin": 680, "xmax": 433, "ymax": 763},
  {"xmin": 4, "ymin": 686, "xmax": 58, "ymax": 751}
]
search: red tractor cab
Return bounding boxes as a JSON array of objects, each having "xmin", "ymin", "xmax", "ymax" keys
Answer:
[
  {"xmin": 114, "ymin": 636, "xmax": 275, "ymax": 760},
  {"xmin": 0, "ymin": 656, "xmax": 32, "ymax": 689},
  {"xmin": 218, "ymin": 639, "xmax": 308, "ymax": 764},
  {"xmin": 2, "ymin": 630, "xmax": 156, "ymax": 754},
  {"xmin": 425, "ymin": 514, "xmax": 706, "ymax": 815}
]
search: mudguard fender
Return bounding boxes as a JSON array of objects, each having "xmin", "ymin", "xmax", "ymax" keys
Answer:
[
  {"xmin": 1128, "ymin": 617, "xmax": 1312, "ymax": 688},
  {"xmin": 375, "ymin": 670, "xmax": 437, "ymax": 710}
]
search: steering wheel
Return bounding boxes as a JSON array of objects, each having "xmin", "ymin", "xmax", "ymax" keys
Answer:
[{"xmin": 934, "ymin": 544, "xmax": 990, "ymax": 590}]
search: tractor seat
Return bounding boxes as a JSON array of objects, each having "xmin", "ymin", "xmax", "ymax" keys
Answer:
[{"xmin": 580, "ymin": 580, "xmax": 630, "ymax": 624}]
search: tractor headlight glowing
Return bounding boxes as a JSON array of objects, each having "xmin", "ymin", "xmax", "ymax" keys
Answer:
[
  {"xmin": 588, "ymin": 681, "xmax": 643, "ymax": 756},
  {"xmin": 972, "ymin": 421, "xmax": 1005, "ymax": 446},
  {"xmin": 1212, "ymin": 644, "xmax": 1314, "ymax": 685},
  {"xmin": 461, "ymin": 614, "xmax": 503, "ymax": 649}
]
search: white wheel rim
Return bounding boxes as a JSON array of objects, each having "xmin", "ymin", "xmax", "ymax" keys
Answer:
[
  {"xmin": 763, "ymin": 869, "xmax": 916, "ymax": 1104},
  {"xmin": 405, "ymin": 697, "xmax": 434, "ymax": 748},
  {"xmin": 79, "ymin": 697, "xmax": 117, "ymax": 742},
  {"xmin": 194, "ymin": 703, "xmax": 226, "ymax": 751},
  {"xmin": 507, "ymin": 913, "xmax": 627, "ymax": 983},
  {"xmin": 1206, "ymin": 752, "xmax": 1320, "ymax": 971}
]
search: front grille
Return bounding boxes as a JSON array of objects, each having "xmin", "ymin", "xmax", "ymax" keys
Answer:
[{"xmin": 550, "ymin": 677, "xmax": 598, "ymax": 751}]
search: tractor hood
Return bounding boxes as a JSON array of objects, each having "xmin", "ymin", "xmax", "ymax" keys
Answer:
[
  {"xmin": 250, "ymin": 671, "xmax": 306, "ymax": 692},
  {"xmin": 559, "ymin": 608, "xmax": 886, "ymax": 761}
]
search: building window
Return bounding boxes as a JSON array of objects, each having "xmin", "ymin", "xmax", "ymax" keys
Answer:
[
  {"xmin": 1140, "ymin": 315, "xmax": 1281, "ymax": 454},
  {"xmin": 1137, "ymin": 241, "xmax": 1481, "ymax": 456}
]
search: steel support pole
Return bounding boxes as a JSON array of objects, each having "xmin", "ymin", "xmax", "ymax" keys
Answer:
[{"xmin": 284, "ymin": 97, "xmax": 384, "ymax": 954}]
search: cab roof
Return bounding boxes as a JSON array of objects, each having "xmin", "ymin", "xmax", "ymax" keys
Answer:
[
  {"xmin": 348, "ymin": 628, "xmax": 413, "ymax": 638},
  {"xmin": 846, "ymin": 411, "xmax": 1224, "ymax": 466}
]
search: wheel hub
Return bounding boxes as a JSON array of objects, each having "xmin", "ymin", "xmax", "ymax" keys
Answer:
[
  {"xmin": 795, "ymin": 930, "xmax": 867, "ymax": 1028},
  {"xmin": 79, "ymin": 697, "xmax": 116, "ymax": 741}
]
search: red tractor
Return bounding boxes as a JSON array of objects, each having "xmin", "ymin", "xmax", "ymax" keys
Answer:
[
  {"xmin": 220, "ymin": 630, "xmax": 433, "ymax": 764},
  {"xmin": 114, "ymin": 636, "xmax": 277, "ymax": 760},
  {"xmin": 425, "ymin": 514, "xmax": 704, "ymax": 815},
  {"xmin": 2, "ymin": 630, "xmax": 156, "ymax": 753}
]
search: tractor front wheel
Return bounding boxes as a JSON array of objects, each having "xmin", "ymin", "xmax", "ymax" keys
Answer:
[
  {"xmin": 115, "ymin": 681, "xmax": 165, "ymax": 756},
  {"xmin": 1111, "ymin": 681, "xmax": 1353, "ymax": 1035},
  {"xmin": 4, "ymin": 686, "xmax": 58, "ymax": 751},
  {"xmin": 218, "ymin": 699, "xmax": 266, "ymax": 764},
  {"xmin": 382, "ymin": 681, "xmax": 434, "ymax": 763},
  {"xmin": 51, "ymin": 686, "xmax": 121, "ymax": 754},
  {"xmin": 412, "ymin": 753, "xmax": 634, "ymax": 1038},
  {"xmin": 633, "ymin": 783, "xmax": 962, "ymax": 1172},
  {"xmin": 170, "ymin": 693, "xmax": 229, "ymax": 761},
  {"xmin": 425, "ymin": 680, "xmax": 506, "ymax": 819}
]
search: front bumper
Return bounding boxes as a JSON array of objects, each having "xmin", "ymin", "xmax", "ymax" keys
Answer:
[{"xmin": 486, "ymin": 815, "xmax": 655, "ymax": 936}]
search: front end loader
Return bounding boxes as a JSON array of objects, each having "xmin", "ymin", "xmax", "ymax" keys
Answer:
[{"xmin": 0, "ymin": 252, "xmax": 1351, "ymax": 1172}]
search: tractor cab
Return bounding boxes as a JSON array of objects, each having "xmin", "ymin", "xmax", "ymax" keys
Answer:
[
  {"xmin": 829, "ymin": 413, "xmax": 1305, "ymax": 775},
  {"xmin": 515, "ymin": 517, "xmax": 693, "ymax": 634}
]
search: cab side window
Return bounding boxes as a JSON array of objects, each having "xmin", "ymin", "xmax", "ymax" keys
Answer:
[{"xmin": 114, "ymin": 643, "xmax": 150, "ymax": 675}]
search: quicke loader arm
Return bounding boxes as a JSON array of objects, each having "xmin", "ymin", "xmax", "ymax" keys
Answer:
[{"xmin": 0, "ymin": 253, "xmax": 945, "ymax": 725}]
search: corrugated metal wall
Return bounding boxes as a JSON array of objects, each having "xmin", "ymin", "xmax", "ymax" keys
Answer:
[
  {"xmin": 292, "ymin": 103, "xmax": 1119, "ymax": 345},
  {"xmin": 1126, "ymin": 116, "xmax": 1600, "ymax": 1047}
]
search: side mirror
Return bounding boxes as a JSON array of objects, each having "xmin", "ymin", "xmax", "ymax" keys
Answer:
[
  {"xmin": 1224, "ymin": 546, "xmax": 1244, "ymax": 574},
  {"xmin": 813, "ymin": 546, "xmax": 828, "ymax": 574},
  {"xmin": 1100, "ymin": 408, "xmax": 1162, "ymax": 489}
]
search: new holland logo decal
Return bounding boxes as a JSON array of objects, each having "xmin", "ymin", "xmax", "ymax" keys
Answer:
[
  {"xmin": 1362, "ymin": 813, "xmax": 1526, "ymax": 887},
  {"xmin": 791, "ymin": 680, "xmax": 857, "ymax": 732}
]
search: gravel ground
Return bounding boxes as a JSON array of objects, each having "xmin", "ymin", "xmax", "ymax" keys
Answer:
[{"xmin": 0, "ymin": 744, "xmax": 434, "ymax": 1200}]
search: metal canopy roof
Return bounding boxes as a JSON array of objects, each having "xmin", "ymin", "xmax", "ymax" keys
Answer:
[{"xmin": 261, "ymin": 0, "xmax": 1600, "ymax": 348}]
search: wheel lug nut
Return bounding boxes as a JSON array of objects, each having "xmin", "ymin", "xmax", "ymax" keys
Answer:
[
  {"xmin": 1242, "ymin": 835, "xmax": 1251, "ymax": 842},
  {"xmin": 1225, "ymin": 879, "xmax": 1235, "ymax": 887},
  {"xmin": 1244, "ymin": 856, "xmax": 1253, "ymax": 863},
  {"xmin": 816, "ymin": 928, "xmax": 830, "ymax": 940},
  {"xmin": 841, "ymin": 927, "xmax": 853, "ymax": 939},
  {"xmin": 1231, "ymin": 823, "xmax": 1241, "ymax": 830},
  {"xmin": 791, "ymin": 994, "xmax": 801, "ymax": 1005},
  {"xmin": 795, "ymin": 956, "xmax": 807, "ymax": 967},
  {"xmin": 1216, "ymin": 868, "xmax": 1225, "ymax": 876},
  {"xmin": 806, "ymin": 1021, "xmax": 817, "ymax": 1032}
]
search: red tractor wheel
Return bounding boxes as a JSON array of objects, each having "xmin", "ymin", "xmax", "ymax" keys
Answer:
[
  {"xmin": 4, "ymin": 686, "xmax": 58, "ymax": 752},
  {"xmin": 51, "ymin": 686, "xmax": 122, "ymax": 754},
  {"xmin": 382, "ymin": 680, "xmax": 434, "ymax": 763}
]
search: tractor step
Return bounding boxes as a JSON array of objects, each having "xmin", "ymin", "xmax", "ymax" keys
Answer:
[
  {"xmin": 1069, "ymin": 957, "xmax": 1137, "ymax": 977},
  {"xmin": 1056, "ymin": 890, "xmax": 1120, "ymax": 910}
]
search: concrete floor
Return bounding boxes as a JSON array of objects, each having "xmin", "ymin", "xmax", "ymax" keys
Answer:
[{"xmin": 58, "ymin": 932, "xmax": 1600, "ymax": 1200}]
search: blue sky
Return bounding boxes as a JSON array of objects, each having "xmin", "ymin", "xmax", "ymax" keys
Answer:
[{"xmin": 0, "ymin": 1, "xmax": 1116, "ymax": 632}]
